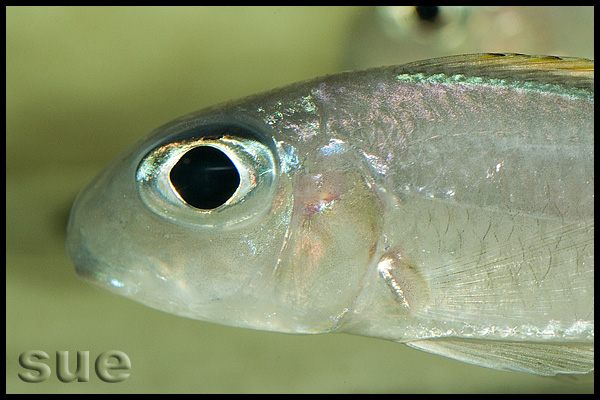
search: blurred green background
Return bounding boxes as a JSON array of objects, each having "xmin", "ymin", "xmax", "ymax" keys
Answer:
[{"xmin": 6, "ymin": 7, "xmax": 593, "ymax": 393}]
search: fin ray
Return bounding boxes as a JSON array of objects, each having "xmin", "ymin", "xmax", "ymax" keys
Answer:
[{"xmin": 407, "ymin": 338, "xmax": 594, "ymax": 375}]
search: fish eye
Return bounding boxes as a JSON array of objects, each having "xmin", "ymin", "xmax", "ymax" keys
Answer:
[{"xmin": 136, "ymin": 124, "xmax": 277, "ymax": 229}]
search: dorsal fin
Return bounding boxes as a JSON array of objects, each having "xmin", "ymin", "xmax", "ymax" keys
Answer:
[{"xmin": 395, "ymin": 53, "xmax": 594, "ymax": 93}]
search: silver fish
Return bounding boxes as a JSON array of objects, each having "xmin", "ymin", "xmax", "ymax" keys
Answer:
[{"xmin": 66, "ymin": 54, "xmax": 594, "ymax": 375}]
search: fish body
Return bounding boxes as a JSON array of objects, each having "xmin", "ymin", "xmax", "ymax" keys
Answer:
[{"xmin": 66, "ymin": 54, "xmax": 594, "ymax": 375}]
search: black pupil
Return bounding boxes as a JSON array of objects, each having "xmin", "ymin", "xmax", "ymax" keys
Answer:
[{"xmin": 169, "ymin": 146, "xmax": 240, "ymax": 210}]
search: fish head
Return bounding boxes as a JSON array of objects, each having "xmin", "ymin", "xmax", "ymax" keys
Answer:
[{"xmin": 66, "ymin": 100, "xmax": 385, "ymax": 334}]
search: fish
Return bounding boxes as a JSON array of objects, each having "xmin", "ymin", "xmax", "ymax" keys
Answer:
[{"xmin": 66, "ymin": 53, "xmax": 594, "ymax": 376}]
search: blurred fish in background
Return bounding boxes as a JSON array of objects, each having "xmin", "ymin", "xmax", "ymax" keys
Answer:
[{"xmin": 344, "ymin": 6, "xmax": 594, "ymax": 69}]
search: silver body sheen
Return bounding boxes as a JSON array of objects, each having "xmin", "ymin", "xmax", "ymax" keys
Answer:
[{"xmin": 66, "ymin": 54, "xmax": 594, "ymax": 375}]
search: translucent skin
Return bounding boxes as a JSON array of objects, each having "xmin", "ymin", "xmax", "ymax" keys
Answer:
[{"xmin": 66, "ymin": 54, "xmax": 594, "ymax": 374}]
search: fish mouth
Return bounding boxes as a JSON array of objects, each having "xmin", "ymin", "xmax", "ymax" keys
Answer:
[
  {"xmin": 66, "ymin": 226, "xmax": 210, "ymax": 319},
  {"xmin": 65, "ymin": 217, "xmax": 140, "ymax": 296},
  {"xmin": 67, "ymin": 240, "xmax": 188, "ymax": 318},
  {"xmin": 68, "ymin": 239, "xmax": 141, "ymax": 297}
]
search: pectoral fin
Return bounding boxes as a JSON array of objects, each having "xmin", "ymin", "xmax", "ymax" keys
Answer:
[{"xmin": 407, "ymin": 338, "xmax": 594, "ymax": 376}]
